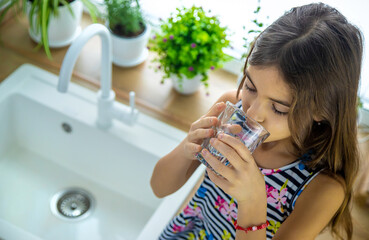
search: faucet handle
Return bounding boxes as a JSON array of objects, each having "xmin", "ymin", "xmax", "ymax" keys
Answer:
[{"xmin": 108, "ymin": 90, "xmax": 139, "ymax": 126}]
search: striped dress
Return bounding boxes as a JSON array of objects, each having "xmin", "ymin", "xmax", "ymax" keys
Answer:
[{"xmin": 159, "ymin": 104, "xmax": 322, "ymax": 240}]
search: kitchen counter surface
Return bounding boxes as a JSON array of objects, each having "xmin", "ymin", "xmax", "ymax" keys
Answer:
[{"xmin": 0, "ymin": 13, "xmax": 238, "ymax": 132}]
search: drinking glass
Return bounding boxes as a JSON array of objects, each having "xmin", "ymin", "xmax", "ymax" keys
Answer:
[{"xmin": 196, "ymin": 101, "xmax": 270, "ymax": 175}]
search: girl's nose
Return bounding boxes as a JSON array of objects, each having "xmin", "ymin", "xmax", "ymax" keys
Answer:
[{"xmin": 246, "ymin": 101, "xmax": 264, "ymax": 123}]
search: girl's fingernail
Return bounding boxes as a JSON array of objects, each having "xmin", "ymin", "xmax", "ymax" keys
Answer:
[
  {"xmin": 210, "ymin": 138, "xmax": 215, "ymax": 144},
  {"xmin": 202, "ymin": 149, "xmax": 207, "ymax": 156}
]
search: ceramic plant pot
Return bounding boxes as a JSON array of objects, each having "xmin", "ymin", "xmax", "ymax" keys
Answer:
[
  {"xmin": 171, "ymin": 74, "xmax": 203, "ymax": 95},
  {"xmin": 109, "ymin": 23, "xmax": 151, "ymax": 67},
  {"xmin": 27, "ymin": 0, "xmax": 83, "ymax": 48}
]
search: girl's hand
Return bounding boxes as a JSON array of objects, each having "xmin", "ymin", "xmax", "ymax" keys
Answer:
[
  {"xmin": 183, "ymin": 102, "xmax": 226, "ymax": 161},
  {"xmin": 201, "ymin": 133, "xmax": 267, "ymax": 206}
]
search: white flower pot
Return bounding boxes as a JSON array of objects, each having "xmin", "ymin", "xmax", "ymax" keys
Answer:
[
  {"xmin": 27, "ymin": 0, "xmax": 83, "ymax": 48},
  {"xmin": 171, "ymin": 74, "xmax": 203, "ymax": 95},
  {"xmin": 109, "ymin": 23, "xmax": 151, "ymax": 67}
]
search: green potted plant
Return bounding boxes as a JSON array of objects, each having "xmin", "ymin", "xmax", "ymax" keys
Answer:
[
  {"xmin": 103, "ymin": 0, "xmax": 150, "ymax": 67},
  {"xmin": 236, "ymin": 0, "xmax": 267, "ymax": 87},
  {"xmin": 0, "ymin": 0, "xmax": 100, "ymax": 59},
  {"xmin": 241, "ymin": 0, "xmax": 266, "ymax": 60},
  {"xmin": 150, "ymin": 6, "xmax": 230, "ymax": 95}
]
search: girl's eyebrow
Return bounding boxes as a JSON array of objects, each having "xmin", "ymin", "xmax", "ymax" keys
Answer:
[{"xmin": 245, "ymin": 70, "xmax": 291, "ymax": 108}]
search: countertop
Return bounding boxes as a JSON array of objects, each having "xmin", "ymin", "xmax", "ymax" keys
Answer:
[{"xmin": 0, "ymin": 13, "xmax": 238, "ymax": 132}]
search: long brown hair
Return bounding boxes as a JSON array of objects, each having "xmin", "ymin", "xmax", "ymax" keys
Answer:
[{"xmin": 237, "ymin": 3, "xmax": 363, "ymax": 239}]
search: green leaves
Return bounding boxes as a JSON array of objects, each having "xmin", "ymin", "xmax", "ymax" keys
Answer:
[
  {"xmin": 252, "ymin": 19, "xmax": 263, "ymax": 27},
  {"xmin": 0, "ymin": 0, "xmax": 100, "ymax": 60},
  {"xmin": 81, "ymin": 0, "xmax": 98, "ymax": 23},
  {"xmin": 241, "ymin": 0, "xmax": 267, "ymax": 60},
  {"xmin": 41, "ymin": 0, "xmax": 51, "ymax": 59},
  {"xmin": 0, "ymin": 0, "xmax": 21, "ymax": 24},
  {"xmin": 150, "ymin": 6, "xmax": 230, "ymax": 89},
  {"xmin": 193, "ymin": 31, "xmax": 209, "ymax": 44},
  {"xmin": 104, "ymin": 0, "xmax": 145, "ymax": 37},
  {"xmin": 358, "ymin": 96, "xmax": 363, "ymax": 109}
]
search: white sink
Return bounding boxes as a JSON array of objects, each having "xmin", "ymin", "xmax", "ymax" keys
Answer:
[{"xmin": 0, "ymin": 64, "xmax": 205, "ymax": 240}]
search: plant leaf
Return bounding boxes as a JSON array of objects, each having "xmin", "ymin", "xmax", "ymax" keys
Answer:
[
  {"xmin": 81, "ymin": 0, "xmax": 98, "ymax": 23},
  {"xmin": 0, "ymin": 0, "xmax": 17, "ymax": 24},
  {"xmin": 59, "ymin": 0, "xmax": 74, "ymax": 18},
  {"xmin": 41, "ymin": 0, "xmax": 52, "ymax": 59}
]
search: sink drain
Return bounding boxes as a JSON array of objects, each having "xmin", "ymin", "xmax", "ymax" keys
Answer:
[{"xmin": 51, "ymin": 188, "xmax": 95, "ymax": 221}]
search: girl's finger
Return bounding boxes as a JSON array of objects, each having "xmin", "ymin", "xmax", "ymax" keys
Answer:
[
  {"xmin": 221, "ymin": 124, "xmax": 243, "ymax": 135},
  {"xmin": 188, "ymin": 128, "xmax": 215, "ymax": 142},
  {"xmin": 206, "ymin": 168, "xmax": 232, "ymax": 192},
  {"xmin": 184, "ymin": 142, "xmax": 202, "ymax": 159},
  {"xmin": 201, "ymin": 148, "xmax": 234, "ymax": 181},
  {"xmin": 204, "ymin": 102, "xmax": 226, "ymax": 118},
  {"xmin": 190, "ymin": 117, "xmax": 218, "ymax": 131},
  {"xmin": 208, "ymin": 137, "xmax": 244, "ymax": 170},
  {"xmin": 217, "ymin": 133, "xmax": 254, "ymax": 164}
]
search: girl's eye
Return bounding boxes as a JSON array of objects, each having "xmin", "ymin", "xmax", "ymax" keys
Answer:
[
  {"xmin": 272, "ymin": 104, "xmax": 288, "ymax": 116},
  {"xmin": 245, "ymin": 83, "xmax": 256, "ymax": 93}
]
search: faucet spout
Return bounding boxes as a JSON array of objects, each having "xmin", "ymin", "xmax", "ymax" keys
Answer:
[
  {"xmin": 58, "ymin": 24, "xmax": 112, "ymax": 99},
  {"xmin": 58, "ymin": 24, "xmax": 139, "ymax": 129}
]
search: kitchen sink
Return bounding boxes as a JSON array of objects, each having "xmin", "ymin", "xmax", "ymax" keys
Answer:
[{"xmin": 0, "ymin": 64, "xmax": 204, "ymax": 240}]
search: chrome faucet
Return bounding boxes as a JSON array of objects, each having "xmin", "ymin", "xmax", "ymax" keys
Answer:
[{"xmin": 57, "ymin": 24, "xmax": 138, "ymax": 128}]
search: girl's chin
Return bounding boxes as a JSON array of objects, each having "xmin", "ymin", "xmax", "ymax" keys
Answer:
[
  {"xmin": 261, "ymin": 136, "xmax": 293, "ymax": 147},
  {"xmin": 262, "ymin": 136, "xmax": 275, "ymax": 143}
]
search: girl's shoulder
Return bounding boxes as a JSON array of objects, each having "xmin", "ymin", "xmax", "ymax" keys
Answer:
[
  {"xmin": 294, "ymin": 170, "xmax": 345, "ymax": 211},
  {"xmin": 216, "ymin": 89, "xmax": 241, "ymax": 105},
  {"xmin": 317, "ymin": 170, "xmax": 346, "ymax": 191},
  {"xmin": 272, "ymin": 171, "xmax": 345, "ymax": 238}
]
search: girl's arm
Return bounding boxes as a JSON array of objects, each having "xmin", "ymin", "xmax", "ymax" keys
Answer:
[
  {"xmin": 271, "ymin": 173, "xmax": 345, "ymax": 240},
  {"xmin": 202, "ymin": 129, "xmax": 345, "ymax": 240},
  {"xmin": 150, "ymin": 138, "xmax": 204, "ymax": 198},
  {"xmin": 233, "ymin": 173, "xmax": 345, "ymax": 240},
  {"xmin": 150, "ymin": 90, "xmax": 239, "ymax": 198}
]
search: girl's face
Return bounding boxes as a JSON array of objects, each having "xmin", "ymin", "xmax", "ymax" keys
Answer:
[{"xmin": 241, "ymin": 65, "xmax": 293, "ymax": 144}]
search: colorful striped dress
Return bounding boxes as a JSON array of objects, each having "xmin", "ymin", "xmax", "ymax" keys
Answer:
[{"xmin": 159, "ymin": 103, "xmax": 322, "ymax": 240}]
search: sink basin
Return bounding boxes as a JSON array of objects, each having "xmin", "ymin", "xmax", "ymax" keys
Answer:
[{"xmin": 0, "ymin": 64, "xmax": 205, "ymax": 240}]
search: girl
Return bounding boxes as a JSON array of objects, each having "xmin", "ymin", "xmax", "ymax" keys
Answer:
[{"xmin": 151, "ymin": 3, "xmax": 363, "ymax": 240}]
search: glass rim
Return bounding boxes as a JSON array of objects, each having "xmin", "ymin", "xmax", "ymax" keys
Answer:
[{"xmin": 225, "ymin": 101, "xmax": 270, "ymax": 135}]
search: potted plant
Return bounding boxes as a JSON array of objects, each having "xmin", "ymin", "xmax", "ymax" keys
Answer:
[
  {"xmin": 103, "ymin": 0, "xmax": 150, "ymax": 67},
  {"xmin": 237, "ymin": 0, "xmax": 267, "ymax": 87},
  {"xmin": 241, "ymin": 0, "xmax": 266, "ymax": 61},
  {"xmin": 0, "ymin": 0, "xmax": 100, "ymax": 59},
  {"xmin": 150, "ymin": 6, "xmax": 230, "ymax": 95}
]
